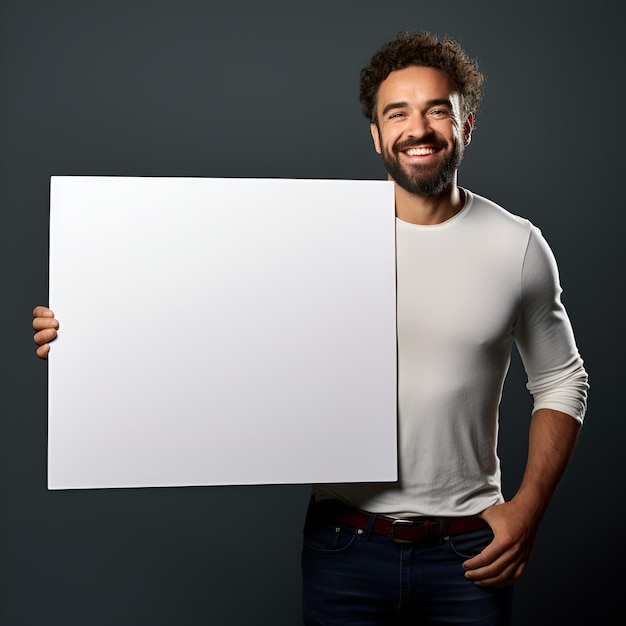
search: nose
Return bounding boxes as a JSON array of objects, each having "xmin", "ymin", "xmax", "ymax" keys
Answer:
[{"xmin": 406, "ymin": 113, "xmax": 432, "ymax": 139}]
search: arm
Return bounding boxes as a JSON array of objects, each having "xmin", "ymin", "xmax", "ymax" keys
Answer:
[
  {"xmin": 32, "ymin": 306, "xmax": 59, "ymax": 359},
  {"xmin": 464, "ymin": 226, "xmax": 587, "ymax": 586},
  {"xmin": 463, "ymin": 408, "xmax": 580, "ymax": 586}
]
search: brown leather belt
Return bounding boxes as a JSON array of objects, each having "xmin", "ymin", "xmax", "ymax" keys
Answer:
[{"xmin": 331, "ymin": 505, "xmax": 488, "ymax": 544}]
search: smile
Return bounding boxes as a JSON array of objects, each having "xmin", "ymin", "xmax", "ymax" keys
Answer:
[{"xmin": 403, "ymin": 147, "xmax": 438, "ymax": 156}]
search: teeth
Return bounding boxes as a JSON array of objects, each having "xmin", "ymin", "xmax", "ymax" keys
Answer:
[{"xmin": 405, "ymin": 147, "xmax": 436, "ymax": 156}]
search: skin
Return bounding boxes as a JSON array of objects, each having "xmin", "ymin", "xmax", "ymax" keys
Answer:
[
  {"xmin": 370, "ymin": 65, "xmax": 473, "ymax": 225},
  {"xmin": 32, "ymin": 305, "xmax": 58, "ymax": 359},
  {"xmin": 32, "ymin": 63, "xmax": 582, "ymax": 588}
]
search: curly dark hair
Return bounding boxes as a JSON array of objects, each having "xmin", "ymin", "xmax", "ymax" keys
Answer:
[{"xmin": 359, "ymin": 31, "xmax": 485, "ymax": 123}]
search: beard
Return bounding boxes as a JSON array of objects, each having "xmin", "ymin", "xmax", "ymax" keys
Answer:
[{"xmin": 380, "ymin": 134, "xmax": 463, "ymax": 197}]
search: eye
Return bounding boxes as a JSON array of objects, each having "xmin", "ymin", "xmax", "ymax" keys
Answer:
[{"xmin": 388, "ymin": 112, "xmax": 405, "ymax": 120}]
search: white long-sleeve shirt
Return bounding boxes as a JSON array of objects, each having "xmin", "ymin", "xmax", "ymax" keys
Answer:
[{"xmin": 313, "ymin": 189, "xmax": 588, "ymax": 517}]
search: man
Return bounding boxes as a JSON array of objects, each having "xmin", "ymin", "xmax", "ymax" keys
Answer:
[{"xmin": 34, "ymin": 31, "xmax": 588, "ymax": 625}]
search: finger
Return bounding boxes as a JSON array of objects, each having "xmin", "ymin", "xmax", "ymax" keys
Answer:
[
  {"xmin": 33, "ymin": 306, "xmax": 54, "ymax": 317},
  {"xmin": 464, "ymin": 550, "xmax": 523, "ymax": 586},
  {"xmin": 36, "ymin": 344, "xmax": 50, "ymax": 360},
  {"xmin": 463, "ymin": 548, "xmax": 515, "ymax": 580},
  {"xmin": 464, "ymin": 560, "xmax": 515, "ymax": 586},
  {"xmin": 467, "ymin": 565, "xmax": 520, "ymax": 588},
  {"xmin": 34, "ymin": 328, "xmax": 57, "ymax": 346},
  {"xmin": 462, "ymin": 542, "xmax": 501, "ymax": 571},
  {"xmin": 513, "ymin": 560, "xmax": 527, "ymax": 580},
  {"xmin": 33, "ymin": 317, "xmax": 59, "ymax": 331}
]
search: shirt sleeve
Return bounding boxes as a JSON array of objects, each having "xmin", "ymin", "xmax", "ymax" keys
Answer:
[{"xmin": 514, "ymin": 226, "xmax": 589, "ymax": 423}]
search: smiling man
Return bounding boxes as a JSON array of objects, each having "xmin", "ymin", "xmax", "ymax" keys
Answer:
[
  {"xmin": 33, "ymin": 30, "xmax": 589, "ymax": 626},
  {"xmin": 300, "ymin": 31, "xmax": 589, "ymax": 625},
  {"xmin": 373, "ymin": 65, "xmax": 468, "ymax": 206}
]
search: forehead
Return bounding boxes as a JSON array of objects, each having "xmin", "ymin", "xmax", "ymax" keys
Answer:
[{"xmin": 376, "ymin": 65, "xmax": 459, "ymax": 113}]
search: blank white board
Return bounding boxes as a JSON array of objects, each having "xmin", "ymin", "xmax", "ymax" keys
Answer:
[{"xmin": 48, "ymin": 176, "xmax": 397, "ymax": 489}]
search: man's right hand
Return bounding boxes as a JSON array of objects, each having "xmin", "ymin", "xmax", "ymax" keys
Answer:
[{"xmin": 32, "ymin": 306, "xmax": 59, "ymax": 359}]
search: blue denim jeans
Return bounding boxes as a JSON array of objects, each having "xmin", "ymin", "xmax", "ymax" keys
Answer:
[{"xmin": 301, "ymin": 499, "xmax": 513, "ymax": 625}]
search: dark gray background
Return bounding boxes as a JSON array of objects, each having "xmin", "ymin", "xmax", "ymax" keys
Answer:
[{"xmin": 1, "ymin": 1, "xmax": 622, "ymax": 624}]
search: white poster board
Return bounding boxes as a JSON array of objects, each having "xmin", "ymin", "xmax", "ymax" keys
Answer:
[{"xmin": 48, "ymin": 176, "xmax": 397, "ymax": 489}]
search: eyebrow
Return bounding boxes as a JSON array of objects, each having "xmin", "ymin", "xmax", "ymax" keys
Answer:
[
  {"xmin": 381, "ymin": 98, "xmax": 453, "ymax": 117},
  {"xmin": 381, "ymin": 101, "xmax": 408, "ymax": 116}
]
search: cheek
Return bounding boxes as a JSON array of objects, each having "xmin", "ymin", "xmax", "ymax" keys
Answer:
[
  {"xmin": 448, "ymin": 120, "xmax": 463, "ymax": 140},
  {"xmin": 378, "ymin": 130, "xmax": 398, "ymax": 154}
]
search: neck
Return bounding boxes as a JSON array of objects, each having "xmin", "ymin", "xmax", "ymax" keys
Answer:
[{"xmin": 393, "ymin": 175, "xmax": 465, "ymax": 225}]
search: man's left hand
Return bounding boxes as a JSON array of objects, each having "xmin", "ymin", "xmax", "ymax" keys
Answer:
[{"xmin": 461, "ymin": 501, "xmax": 538, "ymax": 587}]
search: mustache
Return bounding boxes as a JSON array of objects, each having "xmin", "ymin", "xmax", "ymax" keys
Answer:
[{"xmin": 393, "ymin": 136, "xmax": 446, "ymax": 154}]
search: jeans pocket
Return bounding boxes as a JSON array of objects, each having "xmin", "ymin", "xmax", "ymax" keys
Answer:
[
  {"xmin": 448, "ymin": 526, "xmax": 494, "ymax": 559},
  {"xmin": 303, "ymin": 518, "xmax": 360, "ymax": 554}
]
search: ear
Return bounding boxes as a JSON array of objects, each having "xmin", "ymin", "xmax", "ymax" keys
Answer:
[
  {"xmin": 463, "ymin": 113, "xmax": 474, "ymax": 146},
  {"xmin": 370, "ymin": 122, "xmax": 382, "ymax": 154}
]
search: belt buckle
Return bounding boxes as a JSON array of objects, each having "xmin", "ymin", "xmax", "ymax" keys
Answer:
[{"xmin": 389, "ymin": 518, "xmax": 420, "ymax": 544}]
